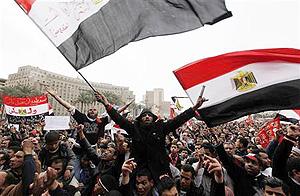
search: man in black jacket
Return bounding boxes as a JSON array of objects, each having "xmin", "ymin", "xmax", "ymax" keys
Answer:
[
  {"xmin": 95, "ymin": 91, "xmax": 207, "ymax": 183},
  {"xmin": 39, "ymin": 131, "xmax": 76, "ymax": 181},
  {"xmin": 272, "ymin": 124, "xmax": 300, "ymax": 196},
  {"xmin": 46, "ymin": 88, "xmax": 132, "ymax": 145},
  {"xmin": 216, "ymin": 143, "xmax": 265, "ymax": 196},
  {"xmin": 0, "ymin": 139, "xmax": 35, "ymax": 196},
  {"xmin": 177, "ymin": 159, "xmax": 225, "ymax": 196},
  {"xmin": 77, "ymin": 125, "xmax": 123, "ymax": 196}
]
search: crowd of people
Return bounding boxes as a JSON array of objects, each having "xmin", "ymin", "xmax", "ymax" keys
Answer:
[{"xmin": 0, "ymin": 89, "xmax": 299, "ymax": 196}]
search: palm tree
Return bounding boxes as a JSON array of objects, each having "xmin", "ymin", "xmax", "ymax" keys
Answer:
[
  {"xmin": 0, "ymin": 85, "xmax": 42, "ymax": 104},
  {"xmin": 75, "ymin": 91, "xmax": 95, "ymax": 112},
  {"xmin": 102, "ymin": 91, "xmax": 123, "ymax": 106},
  {"xmin": 0, "ymin": 85, "xmax": 42, "ymax": 119}
]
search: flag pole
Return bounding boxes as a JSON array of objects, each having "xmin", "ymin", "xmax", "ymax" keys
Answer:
[
  {"xmin": 76, "ymin": 70, "xmax": 97, "ymax": 93},
  {"xmin": 171, "ymin": 96, "xmax": 189, "ymax": 103}
]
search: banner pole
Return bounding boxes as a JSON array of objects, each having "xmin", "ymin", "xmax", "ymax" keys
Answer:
[{"xmin": 76, "ymin": 70, "xmax": 97, "ymax": 93}]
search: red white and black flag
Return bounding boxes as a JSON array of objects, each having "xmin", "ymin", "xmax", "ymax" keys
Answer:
[
  {"xmin": 173, "ymin": 48, "xmax": 300, "ymax": 127},
  {"xmin": 278, "ymin": 109, "xmax": 300, "ymax": 124},
  {"xmin": 15, "ymin": 0, "xmax": 232, "ymax": 70},
  {"xmin": 3, "ymin": 95, "xmax": 49, "ymax": 123}
]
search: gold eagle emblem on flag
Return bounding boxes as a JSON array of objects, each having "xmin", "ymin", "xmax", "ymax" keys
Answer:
[{"xmin": 232, "ymin": 71, "xmax": 257, "ymax": 92}]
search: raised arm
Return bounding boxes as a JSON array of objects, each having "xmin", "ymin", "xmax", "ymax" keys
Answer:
[
  {"xmin": 164, "ymin": 95, "xmax": 208, "ymax": 133},
  {"xmin": 272, "ymin": 125, "xmax": 300, "ymax": 181},
  {"xmin": 94, "ymin": 91, "xmax": 134, "ymax": 134},
  {"xmin": 203, "ymin": 155, "xmax": 225, "ymax": 196},
  {"xmin": 46, "ymin": 88, "xmax": 72, "ymax": 110},
  {"xmin": 117, "ymin": 98, "xmax": 135, "ymax": 113},
  {"xmin": 22, "ymin": 139, "xmax": 36, "ymax": 195},
  {"xmin": 77, "ymin": 125, "xmax": 101, "ymax": 165}
]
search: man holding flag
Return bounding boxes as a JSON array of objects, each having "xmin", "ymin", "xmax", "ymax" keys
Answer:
[
  {"xmin": 46, "ymin": 88, "xmax": 132, "ymax": 145},
  {"xmin": 94, "ymin": 90, "xmax": 208, "ymax": 183}
]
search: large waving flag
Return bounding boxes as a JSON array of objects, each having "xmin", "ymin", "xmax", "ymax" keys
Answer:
[
  {"xmin": 173, "ymin": 48, "xmax": 300, "ymax": 127},
  {"xmin": 15, "ymin": 0, "xmax": 232, "ymax": 70},
  {"xmin": 3, "ymin": 95, "xmax": 49, "ymax": 123}
]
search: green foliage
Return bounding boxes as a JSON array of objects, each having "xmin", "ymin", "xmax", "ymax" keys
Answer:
[
  {"xmin": 102, "ymin": 91, "xmax": 123, "ymax": 106},
  {"xmin": 0, "ymin": 85, "xmax": 42, "ymax": 104}
]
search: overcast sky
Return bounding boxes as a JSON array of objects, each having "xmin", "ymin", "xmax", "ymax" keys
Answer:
[{"xmin": 0, "ymin": 0, "xmax": 299, "ymax": 105}]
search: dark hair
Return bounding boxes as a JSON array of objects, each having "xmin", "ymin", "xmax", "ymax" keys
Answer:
[
  {"xmin": 0, "ymin": 151, "xmax": 9, "ymax": 162},
  {"xmin": 180, "ymin": 148, "xmax": 190, "ymax": 155},
  {"xmin": 201, "ymin": 143, "xmax": 215, "ymax": 154},
  {"xmin": 238, "ymin": 138, "xmax": 249, "ymax": 148},
  {"xmin": 263, "ymin": 177, "xmax": 289, "ymax": 195},
  {"xmin": 45, "ymin": 131, "xmax": 60, "ymax": 144},
  {"xmin": 157, "ymin": 176, "xmax": 177, "ymax": 194},
  {"xmin": 181, "ymin": 164, "xmax": 195, "ymax": 178},
  {"xmin": 287, "ymin": 157, "xmax": 300, "ymax": 174},
  {"xmin": 7, "ymin": 146, "xmax": 22, "ymax": 153},
  {"xmin": 136, "ymin": 168, "xmax": 153, "ymax": 180}
]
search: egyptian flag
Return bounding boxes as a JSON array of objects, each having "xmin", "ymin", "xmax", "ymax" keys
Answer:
[
  {"xmin": 15, "ymin": 0, "xmax": 232, "ymax": 70},
  {"xmin": 278, "ymin": 109, "xmax": 300, "ymax": 124},
  {"xmin": 173, "ymin": 48, "xmax": 300, "ymax": 127},
  {"xmin": 3, "ymin": 95, "xmax": 49, "ymax": 123}
]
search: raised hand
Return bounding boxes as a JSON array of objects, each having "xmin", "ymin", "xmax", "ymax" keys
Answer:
[
  {"xmin": 192, "ymin": 86, "xmax": 209, "ymax": 111},
  {"xmin": 22, "ymin": 139, "xmax": 34, "ymax": 155},
  {"xmin": 192, "ymin": 96, "xmax": 208, "ymax": 111},
  {"xmin": 94, "ymin": 91, "xmax": 110, "ymax": 106},
  {"xmin": 122, "ymin": 158, "xmax": 137, "ymax": 177},
  {"xmin": 203, "ymin": 155, "xmax": 224, "ymax": 183},
  {"xmin": 121, "ymin": 158, "xmax": 137, "ymax": 185},
  {"xmin": 76, "ymin": 124, "xmax": 85, "ymax": 140},
  {"xmin": 29, "ymin": 172, "xmax": 47, "ymax": 196}
]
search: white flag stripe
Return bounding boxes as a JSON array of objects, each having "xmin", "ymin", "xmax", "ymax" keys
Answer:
[
  {"xmin": 5, "ymin": 103, "xmax": 49, "ymax": 117},
  {"xmin": 29, "ymin": 0, "xmax": 110, "ymax": 46},
  {"xmin": 280, "ymin": 110, "xmax": 300, "ymax": 120},
  {"xmin": 186, "ymin": 62, "xmax": 300, "ymax": 108}
]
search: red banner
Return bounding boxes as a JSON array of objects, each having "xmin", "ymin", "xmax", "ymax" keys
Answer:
[
  {"xmin": 257, "ymin": 117, "xmax": 281, "ymax": 148},
  {"xmin": 3, "ymin": 95, "xmax": 48, "ymax": 107}
]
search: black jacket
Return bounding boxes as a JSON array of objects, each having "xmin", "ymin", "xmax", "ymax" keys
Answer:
[
  {"xmin": 72, "ymin": 109, "xmax": 109, "ymax": 145},
  {"xmin": 176, "ymin": 178, "xmax": 225, "ymax": 196},
  {"xmin": 79, "ymin": 137, "xmax": 121, "ymax": 196},
  {"xmin": 216, "ymin": 144, "xmax": 265, "ymax": 196},
  {"xmin": 39, "ymin": 143, "xmax": 76, "ymax": 170},
  {"xmin": 107, "ymin": 106, "xmax": 197, "ymax": 182},
  {"xmin": 272, "ymin": 139, "xmax": 300, "ymax": 196}
]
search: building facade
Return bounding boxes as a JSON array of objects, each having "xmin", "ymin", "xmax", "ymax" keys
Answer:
[
  {"xmin": 144, "ymin": 88, "xmax": 170, "ymax": 117},
  {"xmin": 5, "ymin": 65, "xmax": 135, "ymax": 115},
  {"xmin": 0, "ymin": 78, "xmax": 6, "ymax": 87}
]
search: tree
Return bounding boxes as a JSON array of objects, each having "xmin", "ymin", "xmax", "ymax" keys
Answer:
[
  {"xmin": 0, "ymin": 85, "xmax": 42, "ymax": 104},
  {"xmin": 102, "ymin": 91, "xmax": 123, "ymax": 106},
  {"xmin": 75, "ymin": 91, "xmax": 95, "ymax": 112},
  {"xmin": 75, "ymin": 90, "xmax": 124, "ymax": 113}
]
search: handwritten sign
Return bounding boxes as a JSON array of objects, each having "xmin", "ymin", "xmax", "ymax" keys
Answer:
[
  {"xmin": 44, "ymin": 116, "xmax": 70, "ymax": 130},
  {"xmin": 25, "ymin": 0, "xmax": 110, "ymax": 46}
]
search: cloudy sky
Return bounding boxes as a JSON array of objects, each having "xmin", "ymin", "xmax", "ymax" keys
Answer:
[{"xmin": 0, "ymin": 0, "xmax": 299, "ymax": 105}]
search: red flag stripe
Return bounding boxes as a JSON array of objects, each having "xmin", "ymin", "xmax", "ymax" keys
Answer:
[
  {"xmin": 16, "ymin": 0, "xmax": 36, "ymax": 14},
  {"xmin": 294, "ymin": 109, "xmax": 300, "ymax": 118},
  {"xmin": 173, "ymin": 48, "xmax": 300, "ymax": 90}
]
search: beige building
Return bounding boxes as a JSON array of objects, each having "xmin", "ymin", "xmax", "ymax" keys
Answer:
[
  {"xmin": 144, "ymin": 88, "xmax": 170, "ymax": 117},
  {"xmin": 0, "ymin": 78, "xmax": 6, "ymax": 87},
  {"xmin": 5, "ymin": 65, "xmax": 135, "ymax": 115}
]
